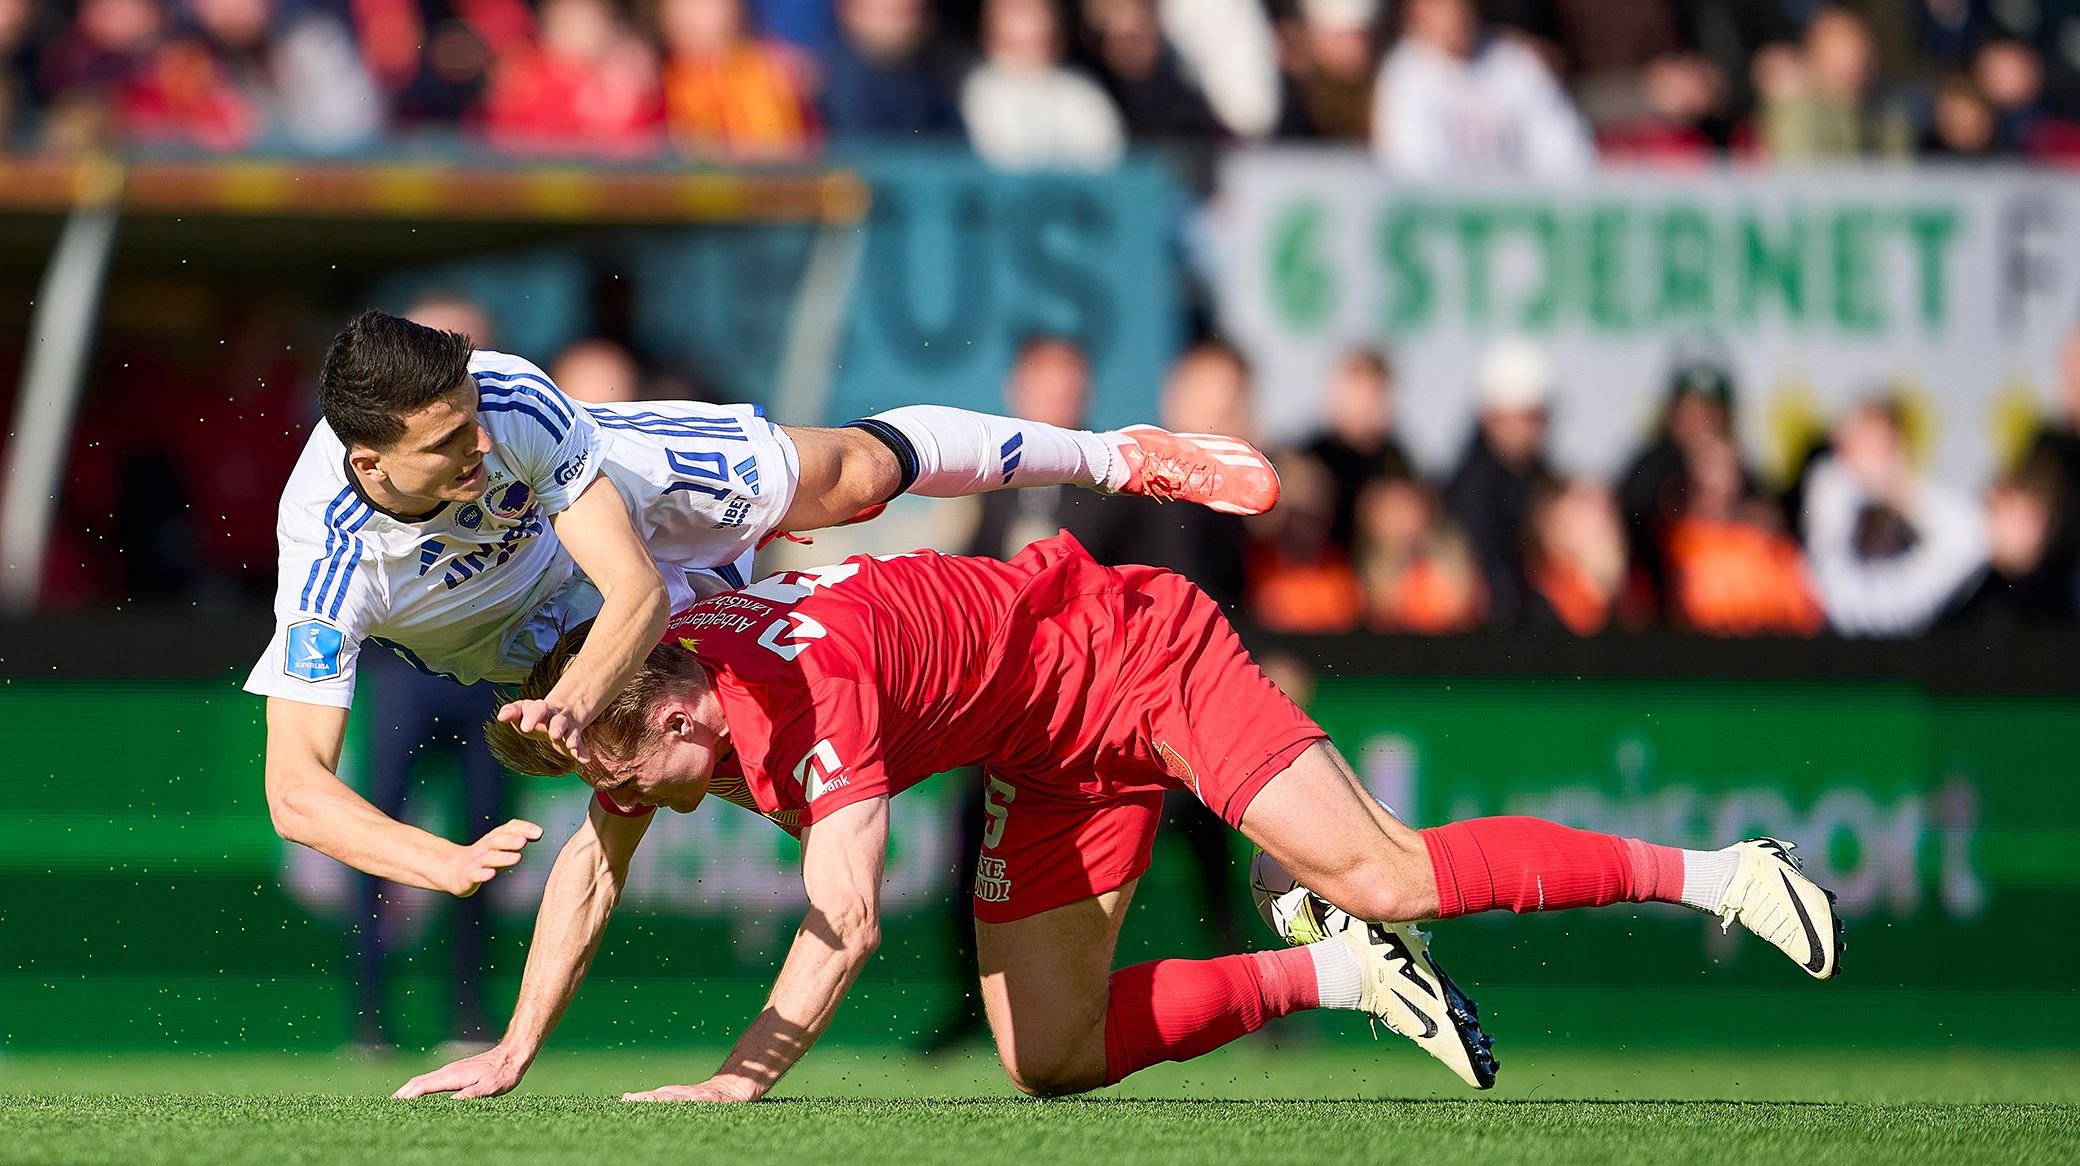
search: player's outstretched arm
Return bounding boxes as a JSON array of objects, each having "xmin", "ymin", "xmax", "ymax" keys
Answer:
[
  {"xmin": 264, "ymin": 697, "xmax": 543, "ymax": 895},
  {"xmin": 393, "ymin": 799, "xmax": 652, "ymax": 1100},
  {"xmin": 520, "ymin": 476, "xmax": 671, "ymax": 764},
  {"xmin": 624, "ymin": 795, "xmax": 891, "ymax": 1104}
]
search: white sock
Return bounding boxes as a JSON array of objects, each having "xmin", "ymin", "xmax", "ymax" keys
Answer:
[
  {"xmin": 1679, "ymin": 848, "xmax": 1740, "ymax": 911},
  {"xmin": 1304, "ymin": 936, "xmax": 1364, "ymax": 1010},
  {"xmin": 862, "ymin": 405, "xmax": 1127, "ymax": 495}
]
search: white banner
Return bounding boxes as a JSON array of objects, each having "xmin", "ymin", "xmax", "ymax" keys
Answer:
[{"xmin": 1214, "ymin": 152, "xmax": 2080, "ymax": 487}]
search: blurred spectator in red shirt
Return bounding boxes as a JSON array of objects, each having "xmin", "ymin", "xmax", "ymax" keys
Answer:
[
  {"xmin": 1300, "ymin": 347, "xmax": 1411, "ymax": 553},
  {"xmin": 121, "ymin": 0, "xmax": 383, "ymax": 152},
  {"xmin": 1543, "ymin": 0, "xmax": 1727, "ymax": 159},
  {"xmin": 1353, "ymin": 476, "xmax": 1486, "ymax": 634},
  {"xmin": 1661, "ymin": 434, "xmax": 1823, "ymax": 637},
  {"xmin": 961, "ymin": 0, "xmax": 1123, "ymax": 169},
  {"xmin": 1372, "ymin": 0, "xmax": 1593, "ymax": 178},
  {"xmin": 40, "ymin": 0, "xmax": 166, "ymax": 149},
  {"xmin": 1246, "ymin": 452, "xmax": 1364, "ymax": 633},
  {"xmin": 657, "ymin": 0, "xmax": 821, "ymax": 159},
  {"xmin": 1278, "ymin": 0, "xmax": 1377, "ymax": 141},
  {"xmin": 482, "ymin": 0, "xmax": 664, "ymax": 156},
  {"xmin": 1446, "ymin": 336, "xmax": 1557, "ymax": 626},
  {"xmin": 819, "ymin": 0, "xmax": 964, "ymax": 140},
  {"xmin": 1520, "ymin": 478, "xmax": 1649, "ymax": 635}
]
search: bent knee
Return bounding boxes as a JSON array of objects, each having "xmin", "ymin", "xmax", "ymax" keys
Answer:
[
  {"xmin": 1001, "ymin": 1059, "xmax": 1105, "ymax": 1098},
  {"xmin": 1319, "ymin": 860, "xmax": 1434, "ymax": 924}
]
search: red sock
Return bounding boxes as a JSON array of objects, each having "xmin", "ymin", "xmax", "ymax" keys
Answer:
[
  {"xmin": 1102, "ymin": 947, "xmax": 1319, "ymax": 1085},
  {"xmin": 1419, "ymin": 816, "xmax": 1685, "ymax": 919}
]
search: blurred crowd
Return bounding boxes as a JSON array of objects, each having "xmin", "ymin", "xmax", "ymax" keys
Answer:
[
  {"xmin": 8, "ymin": 0, "xmax": 2080, "ymax": 168},
  {"xmin": 980, "ymin": 330, "xmax": 2080, "ymax": 639},
  {"xmin": 40, "ymin": 284, "xmax": 2080, "ymax": 638}
]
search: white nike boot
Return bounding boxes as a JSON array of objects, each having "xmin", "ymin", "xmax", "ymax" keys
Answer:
[
  {"xmin": 1337, "ymin": 921, "xmax": 1499, "ymax": 1089},
  {"xmin": 1712, "ymin": 838, "xmax": 1844, "ymax": 980}
]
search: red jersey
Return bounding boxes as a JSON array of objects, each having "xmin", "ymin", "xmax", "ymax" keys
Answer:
[
  {"xmin": 665, "ymin": 533, "xmax": 1141, "ymax": 833},
  {"xmin": 604, "ymin": 531, "xmax": 1328, "ymax": 922}
]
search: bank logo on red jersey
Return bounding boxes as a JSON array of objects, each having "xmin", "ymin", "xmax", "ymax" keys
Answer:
[{"xmin": 792, "ymin": 739, "xmax": 850, "ymax": 801}]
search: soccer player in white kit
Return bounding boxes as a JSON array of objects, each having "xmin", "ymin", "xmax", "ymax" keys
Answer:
[{"xmin": 247, "ymin": 311, "xmax": 1281, "ymax": 897}]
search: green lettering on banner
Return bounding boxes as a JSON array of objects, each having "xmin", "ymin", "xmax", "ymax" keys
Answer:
[
  {"xmin": 1737, "ymin": 208, "xmax": 1806, "ymax": 326},
  {"xmin": 1654, "ymin": 204, "xmax": 1715, "ymax": 325},
  {"xmin": 1831, "ymin": 206, "xmax": 1884, "ymax": 332},
  {"xmin": 1901, "ymin": 206, "xmax": 1960, "ymax": 331},
  {"xmin": 1518, "ymin": 204, "xmax": 1562, "ymax": 331},
  {"xmin": 1586, "ymin": 205, "xmax": 1632, "ymax": 331},
  {"xmin": 1378, "ymin": 202, "xmax": 1433, "ymax": 335},
  {"xmin": 1455, "ymin": 206, "xmax": 1499, "ymax": 325},
  {"xmin": 1267, "ymin": 199, "xmax": 1335, "ymax": 333}
]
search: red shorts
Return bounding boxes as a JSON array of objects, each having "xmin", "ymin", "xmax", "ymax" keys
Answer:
[{"xmin": 970, "ymin": 566, "xmax": 1325, "ymax": 924}]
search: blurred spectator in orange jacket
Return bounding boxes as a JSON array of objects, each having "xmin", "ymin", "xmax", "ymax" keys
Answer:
[
  {"xmin": 1618, "ymin": 355, "xmax": 1772, "ymax": 610},
  {"xmin": 657, "ymin": 0, "xmax": 821, "ymax": 159},
  {"xmin": 482, "ymin": 0, "xmax": 664, "ymax": 156},
  {"xmin": 1246, "ymin": 453, "xmax": 1364, "ymax": 633},
  {"xmin": 1353, "ymin": 475, "xmax": 1486, "ymax": 634},
  {"xmin": 1661, "ymin": 434, "xmax": 1824, "ymax": 636},
  {"xmin": 1521, "ymin": 478, "xmax": 1649, "ymax": 635},
  {"xmin": 1301, "ymin": 347, "xmax": 1412, "ymax": 553}
]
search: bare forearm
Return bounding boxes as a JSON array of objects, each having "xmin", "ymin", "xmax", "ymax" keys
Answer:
[
  {"xmin": 502, "ymin": 829, "xmax": 630, "ymax": 1055},
  {"xmin": 543, "ymin": 578, "xmax": 669, "ymax": 721},
  {"xmin": 267, "ymin": 762, "xmax": 458, "ymax": 890},
  {"xmin": 712, "ymin": 919, "xmax": 878, "ymax": 1097}
]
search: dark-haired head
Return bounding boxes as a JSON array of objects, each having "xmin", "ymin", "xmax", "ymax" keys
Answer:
[{"xmin": 321, "ymin": 309, "xmax": 476, "ymax": 451}]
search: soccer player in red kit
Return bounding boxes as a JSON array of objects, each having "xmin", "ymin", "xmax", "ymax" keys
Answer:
[{"xmin": 395, "ymin": 533, "xmax": 1843, "ymax": 1104}]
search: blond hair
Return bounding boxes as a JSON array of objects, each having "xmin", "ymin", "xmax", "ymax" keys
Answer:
[{"xmin": 483, "ymin": 620, "xmax": 709, "ymax": 777}]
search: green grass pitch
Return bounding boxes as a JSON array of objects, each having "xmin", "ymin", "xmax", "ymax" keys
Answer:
[{"xmin": 5, "ymin": 1046, "xmax": 2077, "ymax": 1165}]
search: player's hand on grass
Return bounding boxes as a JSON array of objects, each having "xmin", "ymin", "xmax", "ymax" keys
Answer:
[
  {"xmin": 496, "ymin": 699, "xmax": 597, "ymax": 767},
  {"xmin": 444, "ymin": 818, "xmax": 545, "ymax": 898},
  {"xmin": 392, "ymin": 1044, "xmax": 531, "ymax": 1100},
  {"xmin": 622, "ymin": 1077, "xmax": 763, "ymax": 1104}
]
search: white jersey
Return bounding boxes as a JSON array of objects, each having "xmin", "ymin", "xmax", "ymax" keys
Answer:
[{"xmin": 245, "ymin": 350, "xmax": 798, "ymax": 708}]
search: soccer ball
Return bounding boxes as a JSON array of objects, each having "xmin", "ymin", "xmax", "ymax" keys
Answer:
[{"xmin": 1248, "ymin": 848, "xmax": 1354, "ymax": 946}]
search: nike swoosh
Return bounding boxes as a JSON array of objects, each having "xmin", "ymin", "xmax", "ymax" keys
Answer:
[
  {"xmin": 1391, "ymin": 991, "xmax": 1439, "ymax": 1039},
  {"xmin": 1780, "ymin": 870, "xmax": 1828, "ymax": 974}
]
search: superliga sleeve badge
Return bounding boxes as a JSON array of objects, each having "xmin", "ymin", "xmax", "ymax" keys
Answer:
[{"xmin": 284, "ymin": 619, "xmax": 346, "ymax": 682}]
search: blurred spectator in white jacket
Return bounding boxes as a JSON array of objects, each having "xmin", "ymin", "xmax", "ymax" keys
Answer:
[
  {"xmin": 962, "ymin": 0, "xmax": 1124, "ymax": 168},
  {"xmin": 1801, "ymin": 397, "xmax": 1987, "ymax": 637},
  {"xmin": 1371, "ymin": 0, "xmax": 1593, "ymax": 178}
]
